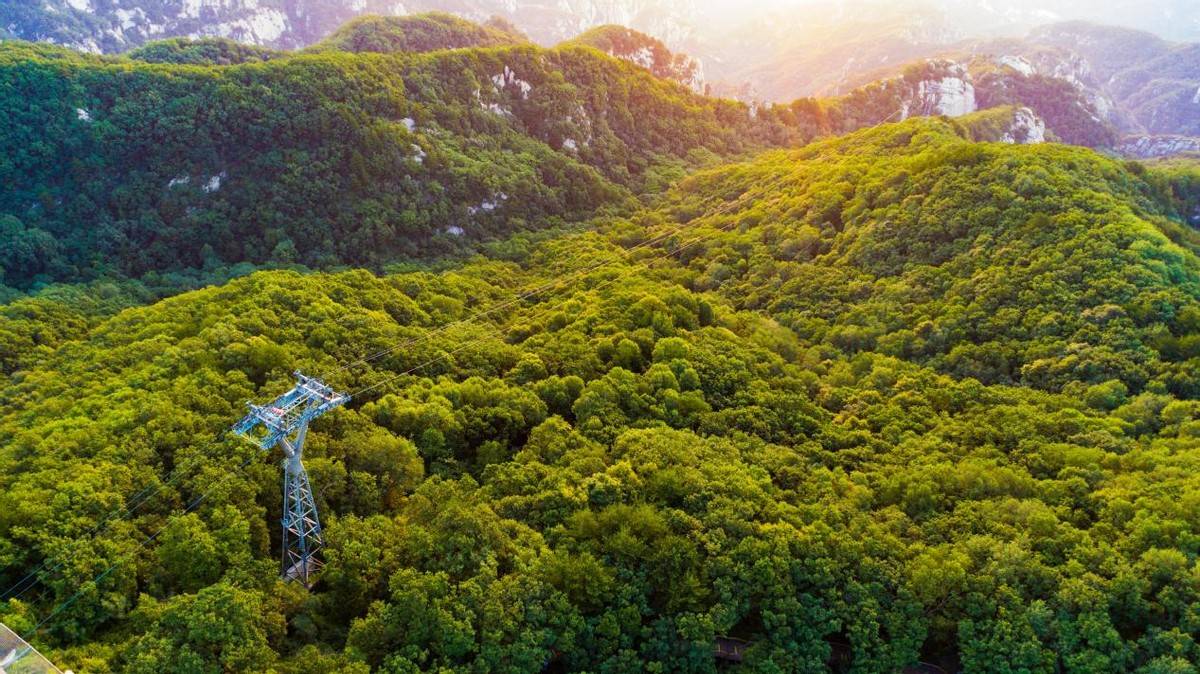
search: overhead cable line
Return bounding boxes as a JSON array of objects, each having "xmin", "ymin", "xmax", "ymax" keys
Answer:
[
  {"xmin": 0, "ymin": 433, "xmax": 231, "ymax": 603},
  {"xmin": 19, "ymin": 452, "xmax": 260, "ymax": 646}
]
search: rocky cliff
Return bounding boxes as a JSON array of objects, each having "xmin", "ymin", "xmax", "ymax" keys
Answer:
[
  {"xmin": 789, "ymin": 21, "xmax": 1197, "ymax": 157},
  {"xmin": 833, "ymin": 57, "xmax": 1111, "ymax": 148},
  {"xmin": 1021, "ymin": 22, "xmax": 1200, "ymax": 138}
]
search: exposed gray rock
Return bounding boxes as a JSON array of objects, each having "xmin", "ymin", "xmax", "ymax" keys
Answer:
[
  {"xmin": 1117, "ymin": 135, "xmax": 1200, "ymax": 158},
  {"xmin": 1002, "ymin": 107, "xmax": 1046, "ymax": 144}
]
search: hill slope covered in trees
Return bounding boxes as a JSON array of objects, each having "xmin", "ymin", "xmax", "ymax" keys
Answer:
[
  {"xmin": 126, "ymin": 36, "xmax": 285, "ymax": 65},
  {"xmin": 0, "ymin": 21, "xmax": 1079, "ymax": 294},
  {"xmin": 0, "ymin": 35, "xmax": 805, "ymax": 290},
  {"xmin": 311, "ymin": 12, "xmax": 528, "ymax": 54},
  {"xmin": 3, "ymin": 118, "xmax": 1200, "ymax": 673},
  {"xmin": 565, "ymin": 25, "xmax": 705, "ymax": 92}
]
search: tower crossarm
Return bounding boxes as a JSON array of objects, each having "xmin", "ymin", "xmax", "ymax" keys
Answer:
[{"xmin": 233, "ymin": 372, "xmax": 350, "ymax": 451}]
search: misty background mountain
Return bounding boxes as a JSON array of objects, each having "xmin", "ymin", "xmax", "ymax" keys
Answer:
[
  {"xmin": 2, "ymin": 0, "xmax": 1198, "ymax": 155},
  {"xmin": 6, "ymin": 0, "xmax": 1198, "ymax": 57}
]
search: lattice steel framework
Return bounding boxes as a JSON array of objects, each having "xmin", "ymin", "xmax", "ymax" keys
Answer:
[
  {"xmin": 233, "ymin": 372, "xmax": 349, "ymax": 587},
  {"xmin": 0, "ymin": 622, "xmax": 64, "ymax": 674}
]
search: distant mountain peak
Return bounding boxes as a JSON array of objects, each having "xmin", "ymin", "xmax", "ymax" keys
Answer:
[
  {"xmin": 0, "ymin": 0, "xmax": 703, "ymax": 54},
  {"xmin": 566, "ymin": 25, "xmax": 705, "ymax": 93},
  {"xmin": 313, "ymin": 12, "xmax": 528, "ymax": 54}
]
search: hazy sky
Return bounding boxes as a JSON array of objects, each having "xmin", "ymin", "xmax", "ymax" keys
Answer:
[{"xmin": 685, "ymin": 0, "xmax": 1198, "ymax": 41}]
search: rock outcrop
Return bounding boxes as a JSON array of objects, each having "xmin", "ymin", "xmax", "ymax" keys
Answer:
[
  {"xmin": 1001, "ymin": 107, "xmax": 1046, "ymax": 144},
  {"xmin": 1117, "ymin": 135, "xmax": 1200, "ymax": 159},
  {"xmin": 915, "ymin": 70, "xmax": 976, "ymax": 117}
]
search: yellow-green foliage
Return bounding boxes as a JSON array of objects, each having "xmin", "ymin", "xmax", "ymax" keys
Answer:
[
  {"xmin": 663, "ymin": 120, "xmax": 1200, "ymax": 395},
  {"xmin": 3, "ymin": 119, "xmax": 1200, "ymax": 672},
  {"xmin": 956, "ymin": 105, "xmax": 1023, "ymax": 142}
]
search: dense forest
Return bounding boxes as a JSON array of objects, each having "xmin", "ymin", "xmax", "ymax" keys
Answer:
[
  {"xmin": 0, "ymin": 31, "xmax": 801, "ymax": 290},
  {"xmin": 2, "ymin": 116, "xmax": 1200, "ymax": 672},
  {"xmin": 311, "ymin": 13, "xmax": 530, "ymax": 55},
  {"xmin": 0, "ymin": 14, "xmax": 1119, "ymax": 293},
  {"xmin": 126, "ymin": 37, "xmax": 285, "ymax": 66},
  {"xmin": 5, "ymin": 11, "xmax": 1200, "ymax": 673},
  {"xmin": 565, "ymin": 25, "xmax": 704, "ymax": 91}
]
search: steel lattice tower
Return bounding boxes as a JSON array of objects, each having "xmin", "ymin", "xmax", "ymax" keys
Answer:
[
  {"xmin": 233, "ymin": 372, "xmax": 349, "ymax": 587},
  {"xmin": 1, "ymin": 622, "xmax": 67, "ymax": 674}
]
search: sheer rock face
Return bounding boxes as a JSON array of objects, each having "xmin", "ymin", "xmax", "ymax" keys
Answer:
[
  {"xmin": 916, "ymin": 74, "xmax": 977, "ymax": 117},
  {"xmin": 1025, "ymin": 23, "xmax": 1200, "ymax": 138},
  {"xmin": 828, "ymin": 26, "xmax": 1198, "ymax": 156},
  {"xmin": 894, "ymin": 62, "xmax": 979, "ymax": 121}
]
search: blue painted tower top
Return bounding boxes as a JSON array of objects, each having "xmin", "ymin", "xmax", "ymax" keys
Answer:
[
  {"xmin": 233, "ymin": 372, "xmax": 348, "ymax": 586},
  {"xmin": 233, "ymin": 372, "xmax": 350, "ymax": 451}
]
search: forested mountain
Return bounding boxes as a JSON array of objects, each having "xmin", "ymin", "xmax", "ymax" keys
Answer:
[
  {"xmin": 312, "ymin": 13, "xmax": 529, "ymax": 54},
  {"xmin": 7, "ymin": 0, "xmax": 1200, "ymax": 124},
  {"xmin": 566, "ymin": 25, "xmax": 705, "ymax": 93},
  {"xmin": 5, "ymin": 0, "xmax": 1197, "ymax": 157},
  {"xmin": 823, "ymin": 59, "xmax": 1115, "ymax": 148},
  {"xmin": 4, "ymin": 10, "xmax": 1200, "ymax": 674},
  {"xmin": 714, "ymin": 17, "xmax": 1200, "ymax": 158},
  {"xmin": 0, "ymin": 0, "xmax": 700, "ymax": 53},
  {"xmin": 126, "ymin": 36, "xmax": 285, "ymax": 65},
  {"xmin": 2, "ymin": 117, "xmax": 1200, "ymax": 672},
  {"xmin": 875, "ymin": 23, "xmax": 1200, "ymax": 158},
  {"xmin": 6, "ymin": 0, "xmax": 1200, "ymax": 59},
  {"xmin": 0, "ymin": 18, "xmax": 1085, "ymax": 292},
  {"xmin": 1025, "ymin": 23, "xmax": 1200, "ymax": 142},
  {"xmin": 0, "ymin": 34, "xmax": 809, "ymax": 289}
]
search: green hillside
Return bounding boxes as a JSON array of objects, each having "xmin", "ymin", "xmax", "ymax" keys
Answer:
[
  {"xmin": 127, "ymin": 37, "xmax": 284, "ymax": 65},
  {"xmin": 0, "ymin": 38, "xmax": 806, "ymax": 290},
  {"xmin": 565, "ymin": 25, "xmax": 703, "ymax": 89},
  {"xmin": 312, "ymin": 12, "xmax": 529, "ymax": 54},
  {"xmin": 4, "ymin": 19, "xmax": 1117, "ymax": 295},
  {"xmin": 3, "ymin": 118, "xmax": 1200, "ymax": 673},
  {"xmin": 661, "ymin": 120, "xmax": 1200, "ymax": 396}
]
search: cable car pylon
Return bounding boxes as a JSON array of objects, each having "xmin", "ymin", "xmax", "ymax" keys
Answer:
[
  {"xmin": 1, "ymin": 621, "xmax": 69, "ymax": 674},
  {"xmin": 232, "ymin": 372, "xmax": 348, "ymax": 587}
]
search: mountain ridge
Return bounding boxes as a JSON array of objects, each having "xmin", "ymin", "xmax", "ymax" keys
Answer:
[
  {"xmin": 749, "ymin": 20, "xmax": 1200, "ymax": 157},
  {"xmin": 5, "ymin": 15, "xmax": 1119, "ymax": 291},
  {"xmin": 5, "ymin": 2, "xmax": 1198, "ymax": 156},
  {"xmin": 565, "ymin": 25, "xmax": 705, "ymax": 93},
  {"xmin": 0, "ymin": 33, "xmax": 811, "ymax": 289},
  {"xmin": 311, "ymin": 12, "xmax": 529, "ymax": 54}
]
